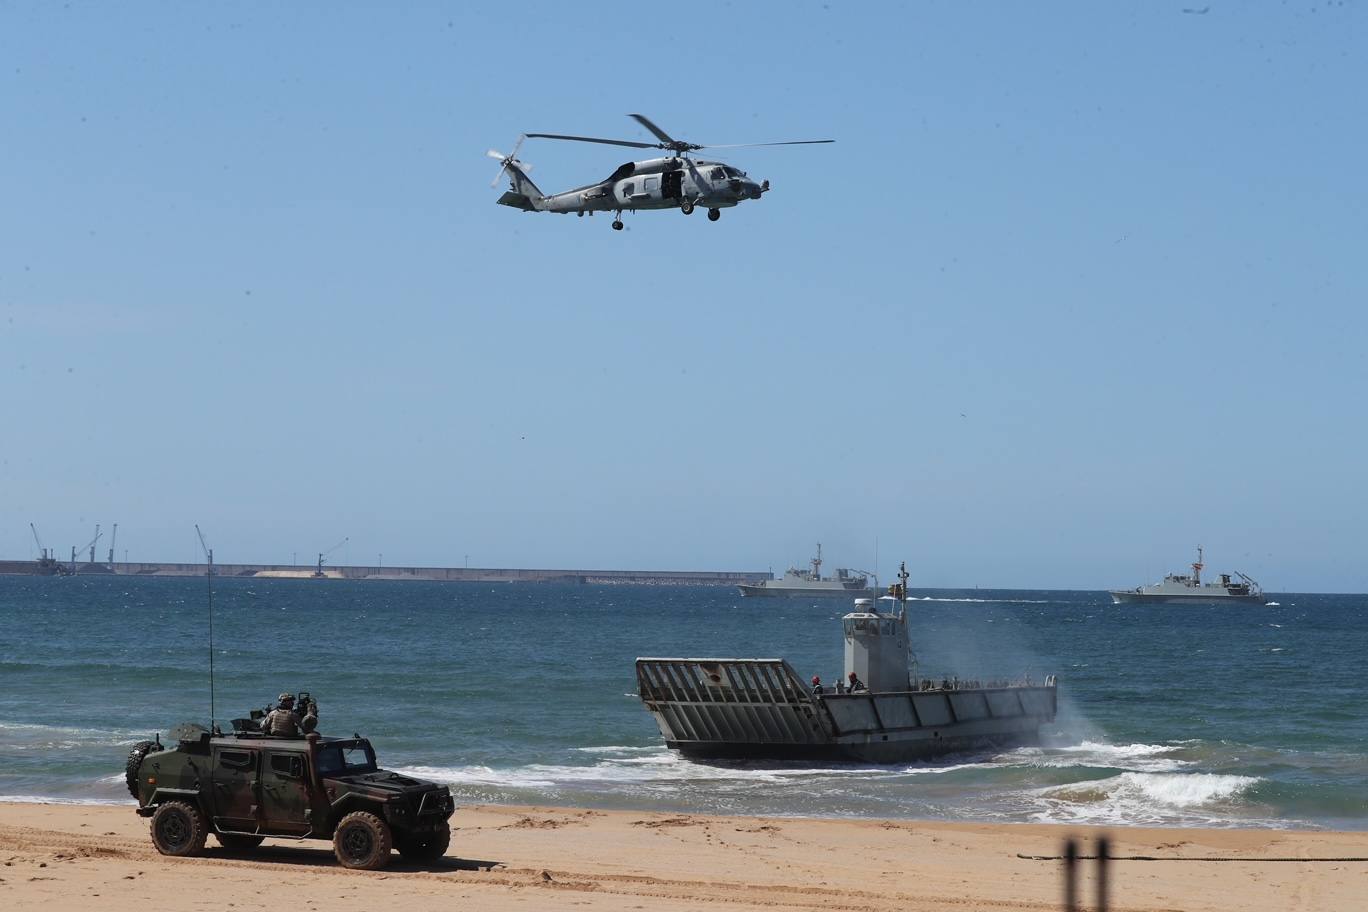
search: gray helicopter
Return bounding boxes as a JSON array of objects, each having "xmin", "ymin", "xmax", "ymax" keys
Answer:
[{"xmin": 489, "ymin": 114, "xmax": 833, "ymax": 230}]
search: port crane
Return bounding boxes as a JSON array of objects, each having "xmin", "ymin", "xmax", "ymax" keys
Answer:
[
  {"xmin": 314, "ymin": 537, "xmax": 349, "ymax": 579},
  {"xmin": 107, "ymin": 523, "xmax": 118, "ymax": 566},
  {"xmin": 30, "ymin": 523, "xmax": 72, "ymax": 575},
  {"xmin": 30, "ymin": 523, "xmax": 52, "ymax": 562},
  {"xmin": 71, "ymin": 525, "xmax": 102, "ymax": 571}
]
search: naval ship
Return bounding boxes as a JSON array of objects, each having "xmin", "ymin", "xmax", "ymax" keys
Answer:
[
  {"xmin": 1108, "ymin": 546, "xmax": 1265, "ymax": 605},
  {"xmin": 737, "ymin": 544, "xmax": 873, "ymax": 598},
  {"xmin": 639, "ymin": 564, "xmax": 1057, "ymax": 762}
]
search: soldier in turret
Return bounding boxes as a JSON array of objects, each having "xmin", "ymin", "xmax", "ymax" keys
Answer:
[{"xmin": 260, "ymin": 693, "xmax": 302, "ymax": 736}]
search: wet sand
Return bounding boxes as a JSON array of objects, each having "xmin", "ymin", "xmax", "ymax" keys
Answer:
[{"xmin": 1, "ymin": 801, "xmax": 1364, "ymax": 911}]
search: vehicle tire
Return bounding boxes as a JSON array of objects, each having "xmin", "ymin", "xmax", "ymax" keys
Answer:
[
  {"xmin": 215, "ymin": 833, "xmax": 264, "ymax": 853},
  {"xmin": 397, "ymin": 821, "xmax": 451, "ymax": 863},
  {"xmin": 333, "ymin": 811, "xmax": 392, "ymax": 870},
  {"xmin": 681, "ymin": 201, "xmax": 694, "ymax": 215},
  {"xmin": 612, "ymin": 220, "xmax": 624, "ymax": 231},
  {"xmin": 150, "ymin": 801, "xmax": 208, "ymax": 857},
  {"xmin": 707, "ymin": 208, "xmax": 721, "ymax": 222},
  {"xmin": 125, "ymin": 740, "xmax": 159, "ymax": 798}
]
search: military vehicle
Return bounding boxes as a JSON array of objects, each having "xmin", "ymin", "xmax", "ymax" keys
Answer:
[{"xmin": 124, "ymin": 695, "xmax": 455, "ymax": 870}]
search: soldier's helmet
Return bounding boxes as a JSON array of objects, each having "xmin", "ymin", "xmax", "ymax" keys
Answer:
[{"xmin": 278, "ymin": 692, "xmax": 295, "ymax": 705}]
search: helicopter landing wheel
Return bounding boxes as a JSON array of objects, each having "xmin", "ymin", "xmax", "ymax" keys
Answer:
[
  {"xmin": 707, "ymin": 208, "xmax": 721, "ymax": 222},
  {"xmin": 681, "ymin": 201, "xmax": 694, "ymax": 215},
  {"xmin": 612, "ymin": 219, "xmax": 624, "ymax": 231}
]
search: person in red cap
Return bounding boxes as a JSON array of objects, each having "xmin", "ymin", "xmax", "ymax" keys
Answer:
[
  {"xmin": 810, "ymin": 675, "xmax": 824, "ymax": 696},
  {"xmin": 847, "ymin": 671, "xmax": 867, "ymax": 692}
]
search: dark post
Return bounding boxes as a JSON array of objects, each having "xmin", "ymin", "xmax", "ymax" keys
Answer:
[
  {"xmin": 1096, "ymin": 836, "xmax": 1110, "ymax": 912},
  {"xmin": 1062, "ymin": 838, "xmax": 1078, "ymax": 912}
]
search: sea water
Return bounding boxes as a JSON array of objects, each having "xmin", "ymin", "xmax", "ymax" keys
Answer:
[{"xmin": 1, "ymin": 576, "xmax": 1364, "ymax": 829}]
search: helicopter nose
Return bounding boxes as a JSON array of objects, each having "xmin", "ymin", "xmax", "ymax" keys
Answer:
[{"xmin": 748, "ymin": 180, "xmax": 767, "ymax": 200}]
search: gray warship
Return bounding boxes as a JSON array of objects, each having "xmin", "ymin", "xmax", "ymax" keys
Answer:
[
  {"xmin": 1109, "ymin": 546, "xmax": 1265, "ymax": 605},
  {"xmin": 639, "ymin": 565, "xmax": 1057, "ymax": 762},
  {"xmin": 737, "ymin": 544, "xmax": 874, "ymax": 598}
]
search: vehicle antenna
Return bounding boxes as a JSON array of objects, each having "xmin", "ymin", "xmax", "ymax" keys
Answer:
[{"xmin": 194, "ymin": 524, "xmax": 215, "ymax": 731}]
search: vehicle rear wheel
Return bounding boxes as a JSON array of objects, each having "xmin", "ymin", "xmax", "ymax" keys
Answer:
[
  {"xmin": 215, "ymin": 833, "xmax": 264, "ymax": 852},
  {"xmin": 125, "ymin": 740, "xmax": 159, "ymax": 798},
  {"xmin": 397, "ymin": 821, "xmax": 451, "ymax": 862},
  {"xmin": 681, "ymin": 201, "xmax": 694, "ymax": 215},
  {"xmin": 150, "ymin": 801, "xmax": 208, "ymax": 857},
  {"xmin": 707, "ymin": 208, "xmax": 721, "ymax": 222},
  {"xmin": 333, "ymin": 811, "xmax": 392, "ymax": 870}
]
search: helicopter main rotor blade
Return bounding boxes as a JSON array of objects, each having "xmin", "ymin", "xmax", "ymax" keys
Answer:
[
  {"xmin": 525, "ymin": 132, "xmax": 657, "ymax": 149},
  {"xmin": 696, "ymin": 140, "xmax": 836, "ymax": 149},
  {"xmin": 627, "ymin": 113, "xmax": 677, "ymax": 145}
]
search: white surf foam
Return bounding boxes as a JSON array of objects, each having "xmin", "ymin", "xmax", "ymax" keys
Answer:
[
  {"xmin": 1028, "ymin": 772, "xmax": 1261, "ymax": 826},
  {"xmin": 998, "ymin": 740, "xmax": 1189, "ymax": 773}
]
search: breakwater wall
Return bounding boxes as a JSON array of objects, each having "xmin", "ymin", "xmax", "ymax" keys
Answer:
[{"xmin": 0, "ymin": 559, "xmax": 771, "ymax": 587}]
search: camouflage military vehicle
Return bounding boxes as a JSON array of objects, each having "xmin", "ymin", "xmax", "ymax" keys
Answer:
[{"xmin": 125, "ymin": 712, "xmax": 455, "ymax": 870}]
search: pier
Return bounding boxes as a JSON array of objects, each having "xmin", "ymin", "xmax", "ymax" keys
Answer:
[{"xmin": 0, "ymin": 559, "xmax": 770, "ymax": 587}]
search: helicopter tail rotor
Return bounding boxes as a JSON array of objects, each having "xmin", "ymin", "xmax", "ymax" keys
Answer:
[{"xmin": 488, "ymin": 136, "xmax": 533, "ymax": 188}]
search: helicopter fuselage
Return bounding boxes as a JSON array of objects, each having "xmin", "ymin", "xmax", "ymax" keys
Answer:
[{"xmin": 502, "ymin": 156, "xmax": 766, "ymax": 216}]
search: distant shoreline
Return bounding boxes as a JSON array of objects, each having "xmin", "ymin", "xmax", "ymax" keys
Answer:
[{"xmin": 0, "ymin": 558, "xmax": 770, "ymax": 586}]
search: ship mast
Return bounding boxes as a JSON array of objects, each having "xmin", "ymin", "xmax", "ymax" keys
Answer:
[
  {"xmin": 811, "ymin": 543, "xmax": 822, "ymax": 579},
  {"xmin": 1192, "ymin": 545, "xmax": 1204, "ymax": 585}
]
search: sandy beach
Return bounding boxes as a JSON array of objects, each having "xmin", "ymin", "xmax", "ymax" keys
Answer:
[{"xmin": 1, "ymin": 802, "xmax": 1363, "ymax": 911}]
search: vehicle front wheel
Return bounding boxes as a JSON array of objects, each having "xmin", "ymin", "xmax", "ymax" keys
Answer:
[
  {"xmin": 215, "ymin": 833, "xmax": 264, "ymax": 853},
  {"xmin": 397, "ymin": 822, "xmax": 451, "ymax": 863},
  {"xmin": 333, "ymin": 811, "xmax": 393, "ymax": 870},
  {"xmin": 150, "ymin": 801, "xmax": 208, "ymax": 857},
  {"xmin": 707, "ymin": 208, "xmax": 721, "ymax": 222},
  {"xmin": 681, "ymin": 201, "xmax": 694, "ymax": 215}
]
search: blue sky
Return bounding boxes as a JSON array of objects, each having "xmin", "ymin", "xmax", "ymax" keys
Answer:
[{"xmin": 2, "ymin": 2, "xmax": 1364, "ymax": 590}]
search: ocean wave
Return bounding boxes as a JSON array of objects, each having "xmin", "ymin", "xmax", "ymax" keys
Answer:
[
  {"xmin": 0, "ymin": 720, "xmax": 156, "ymax": 750},
  {"xmin": 0, "ymin": 794, "xmax": 133, "ymax": 807},
  {"xmin": 907, "ymin": 597, "xmax": 1052, "ymax": 604},
  {"xmin": 1000, "ymin": 740, "xmax": 1191, "ymax": 773},
  {"xmin": 1028, "ymin": 772, "xmax": 1263, "ymax": 826}
]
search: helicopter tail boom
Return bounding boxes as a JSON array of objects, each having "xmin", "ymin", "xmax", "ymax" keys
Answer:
[{"xmin": 498, "ymin": 160, "xmax": 545, "ymax": 210}]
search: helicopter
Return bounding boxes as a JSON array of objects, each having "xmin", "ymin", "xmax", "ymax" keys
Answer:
[{"xmin": 488, "ymin": 114, "xmax": 833, "ymax": 231}]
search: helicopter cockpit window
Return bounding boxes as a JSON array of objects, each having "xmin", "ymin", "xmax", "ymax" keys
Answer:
[
  {"xmin": 622, "ymin": 182, "xmax": 634, "ymax": 197},
  {"xmin": 723, "ymin": 166, "xmax": 742, "ymax": 178},
  {"xmin": 709, "ymin": 167, "xmax": 725, "ymax": 180}
]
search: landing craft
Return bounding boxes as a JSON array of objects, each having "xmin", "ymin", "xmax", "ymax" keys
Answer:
[{"xmin": 489, "ymin": 113, "xmax": 833, "ymax": 230}]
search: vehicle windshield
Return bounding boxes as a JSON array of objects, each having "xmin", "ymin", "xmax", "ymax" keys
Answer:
[{"xmin": 315, "ymin": 741, "xmax": 377, "ymax": 775}]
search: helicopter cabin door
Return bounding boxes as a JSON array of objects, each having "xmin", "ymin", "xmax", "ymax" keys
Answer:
[
  {"xmin": 619, "ymin": 175, "xmax": 663, "ymax": 206},
  {"xmin": 662, "ymin": 169, "xmax": 683, "ymax": 201}
]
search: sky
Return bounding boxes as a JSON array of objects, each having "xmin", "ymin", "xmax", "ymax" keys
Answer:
[{"xmin": 1, "ymin": 2, "xmax": 1365, "ymax": 591}]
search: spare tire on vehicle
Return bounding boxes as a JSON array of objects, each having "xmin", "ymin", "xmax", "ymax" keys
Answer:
[{"xmin": 125, "ymin": 740, "xmax": 160, "ymax": 798}]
